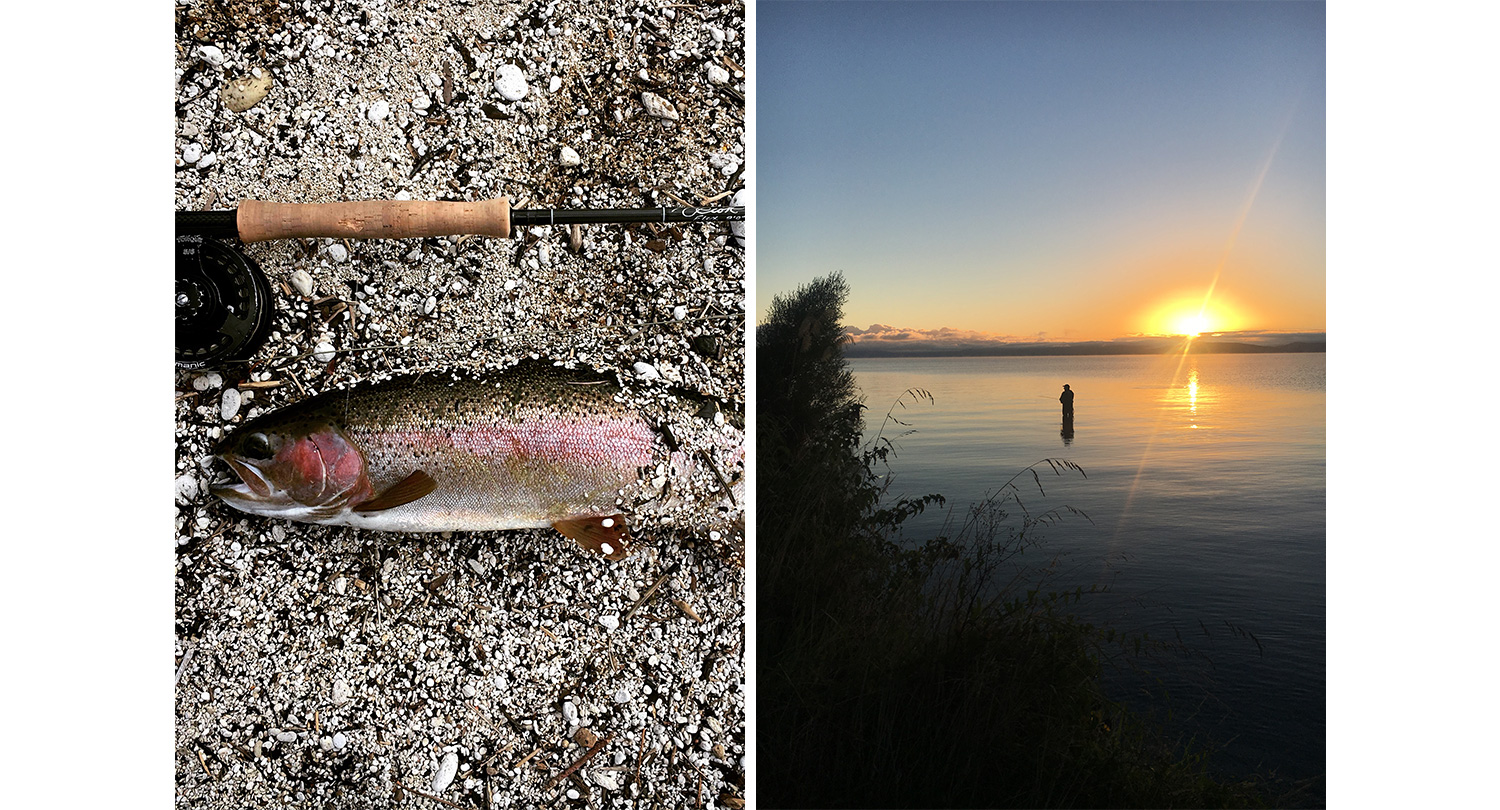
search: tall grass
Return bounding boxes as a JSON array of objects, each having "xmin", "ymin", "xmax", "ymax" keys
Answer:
[{"xmin": 757, "ymin": 274, "xmax": 1273, "ymax": 808}]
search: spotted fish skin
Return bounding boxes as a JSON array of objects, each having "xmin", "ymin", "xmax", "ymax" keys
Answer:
[{"xmin": 210, "ymin": 362, "xmax": 661, "ymax": 548}]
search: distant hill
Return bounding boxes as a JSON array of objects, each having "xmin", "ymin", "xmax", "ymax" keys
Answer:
[{"xmin": 843, "ymin": 339, "xmax": 1326, "ymax": 358}]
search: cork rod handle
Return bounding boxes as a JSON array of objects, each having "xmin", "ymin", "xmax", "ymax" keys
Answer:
[{"xmin": 236, "ymin": 199, "xmax": 511, "ymax": 243}]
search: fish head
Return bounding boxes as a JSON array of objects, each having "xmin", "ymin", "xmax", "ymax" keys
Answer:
[{"xmin": 210, "ymin": 419, "xmax": 372, "ymax": 521}]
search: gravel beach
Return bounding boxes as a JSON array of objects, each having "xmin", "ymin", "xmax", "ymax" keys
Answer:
[{"xmin": 174, "ymin": 1, "xmax": 746, "ymax": 807}]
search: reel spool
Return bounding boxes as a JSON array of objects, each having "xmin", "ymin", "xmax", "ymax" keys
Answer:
[{"xmin": 175, "ymin": 234, "xmax": 272, "ymax": 369}]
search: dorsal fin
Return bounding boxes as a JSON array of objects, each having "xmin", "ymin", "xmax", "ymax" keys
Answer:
[
  {"xmin": 553, "ymin": 514, "xmax": 631, "ymax": 561},
  {"xmin": 352, "ymin": 470, "xmax": 437, "ymax": 513}
]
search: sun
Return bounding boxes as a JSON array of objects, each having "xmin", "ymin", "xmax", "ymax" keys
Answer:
[
  {"xmin": 1173, "ymin": 312, "xmax": 1212, "ymax": 338},
  {"xmin": 1143, "ymin": 294, "xmax": 1245, "ymax": 337}
]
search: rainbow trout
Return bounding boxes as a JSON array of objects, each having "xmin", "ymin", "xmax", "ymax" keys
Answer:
[{"xmin": 209, "ymin": 360, "xmax": 742, "ymax": 561}]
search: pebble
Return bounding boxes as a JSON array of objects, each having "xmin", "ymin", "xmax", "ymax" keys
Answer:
[
  {"xmin": 332, "ymin": 577, "xmax": 347, "ymax": 596},
  {"xmin": 672, "ymin": 305, "xmax": 688, "ymax": 321},
  {"xmin": 192, "ymin": 372, "xmax": 223, "ymax": 391},
  {"xmin": 706, "ymin": 64, "xmax": 730, "ymax": 85},
  {"xmin": 313, "ymin": 341, "xmax": 336, "ymax": 363},
  {"xmin": 221, "ymin": 69, "xmax": 273, "ymax": 112},
  {"xmin": 367, "ymin": 99, "xmax": 390, "ymax": 122},
  {"xmin": 289, "ymin": 269, "xmax": 314, "ymax": 297},
  {"xmin": 599, "ymin": 614, "xmax": 620, "ymax": 631},
  {"xmin": 633, "ymin": 362, "xmax": 660, "ymax": 380},
  {"xmin": 333, "ymin": 678, "xmax": 352, "ymax": 705},
  {"xmin": 174, "ymin": 473, "xmax": 200, "ymax": 505},
  {"xmin": 494, "ymin": 64, "xmax": 529, "ymax": 100},
  {"xmin": 549, "ymin": 75, "xmax": 562, "ymax": 92},
  {"xmin": 613, "ymin": 688, "xmax": 630, "ymax": 704},
  {"xmin": 431, "ymin": 752, "xmax": 458, "ymax": 793},
  {"xmin": 220, "ymin": 388, "xmax": 241, "ymax": 421},
  {"xmin": 559, "ymin": 146, "xmax": 581, "ymax": 167},
  {"xmin": 641, "ymin": 91, "xmax": 680, "ymax": 121},
  {"xmin": 424, "ymin": 295, "xmax": 437, "ymax": 315},
  {"xmin": 326, "ymin": 243, "xmax": 348, "ymax": 263},
  {"xmin": 332, "ymin": 731, "xmax": 347, "ymax": 750},
  {"xmin": 561, "ymin": 700, "xmax": 580, "ymax": 726},
  {"xmin": 197, "ymin": 45, "xmax": 225, "ymax": 67},
  {"xmin": 566, "ymin": 789, "xmax": 580, "ymax": 800},
  {"xmin": 276, "ymin": 731, "xmax": 298, "ymax": 743},
  {"xmin": 181, "ymin": 143, "xmax": 204, "ymax": 165},
  {"xmin": 320, "ymin": 736, "xmax": 334, "ymax": 752},
  {"xmin": 593, "ymin": 771, "xmax": 620, "ymax": 791},
  {"xmin": 196, "ymin": 153, "xmax": 217, "ymax": 169}
]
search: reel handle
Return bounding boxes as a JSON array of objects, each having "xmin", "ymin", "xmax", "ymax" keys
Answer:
[{"xmin": 236, "ymin": 198, "xmax": 511, "ymax": 243}]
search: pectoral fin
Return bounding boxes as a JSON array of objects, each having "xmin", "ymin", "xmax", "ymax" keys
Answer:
[
  {"xmin": 352, "ymin": 470, "xmax": 437, "ymax": 513},
  {"xmin": 553, "ymin": 514, "xmax": 631, "ymax": 561}
]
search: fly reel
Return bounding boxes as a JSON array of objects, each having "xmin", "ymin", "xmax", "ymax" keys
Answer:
[{"xmin": 175, "ymin": 233, "xmax": 273, "ymax": 370}]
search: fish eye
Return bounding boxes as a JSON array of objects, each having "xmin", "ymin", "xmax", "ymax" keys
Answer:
[{"xmin": 243, "ymin": 432, "xmax": 274, "ymax": 459}]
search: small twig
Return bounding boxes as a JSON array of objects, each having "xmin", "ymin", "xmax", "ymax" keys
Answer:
[
  {"xmin": 174, "ymin": 642, "xmax": 198, "ymax": 686},
  {"xmin": 544, "ymin": 733, "xmax": 612, "ymax": 791},
  {"xmin": 391, "ymin": 778, "xmax": 473, "ymax": 809},
  {"xmin": 631, "ymin": 727, "xmax": 648, "ymax": 810},
  {"xmin": 513, "ymin": 747, "xmax": 543, "ymax": 770},
  {"xmin": 195, "ymin": 748, "xmax": 217, "ymax": 781},
  {"xmin": 624, "ymin": 563, "xmax": 680, "ymax": 623}
]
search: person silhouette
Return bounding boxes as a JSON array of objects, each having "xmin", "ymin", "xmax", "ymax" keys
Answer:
[{"xmin": 1060, "ymin": 384, "xmax": 1074, "ymax": 418}]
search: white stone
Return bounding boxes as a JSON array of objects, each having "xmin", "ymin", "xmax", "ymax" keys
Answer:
[
  {"xmin": 220, "ymin": 388, "xmax": 241, "ymax": 421},
  {"xmin": 367, "ymin": 99, "xmax": 390, "ymax": 122},
  {"xmin": 599, "ymin": 614, "xmax": 620, "ymax": 631},
  {"xmin": 196, "ymin": 153, "xmax": 217, "ymax": 169},
  {"xmin": 332, "ymin": 678, "xmax": 351, "ymax": 705},
  {"xmin": 641, "ymin": 91, "xmax": 679, "ymax": 121},
  {"xmin": 412, "ymin": 93, "xmax": 431, "ymax": 111},
  {"xmin": 181, "ymin": 143, "xmax": 204, "ymax": 164},
  {"xmin": 197, "ymin": 45, "xmax": 225, "ymax": 67},
  {"xmin": 706, "ymin": 64, "xmax": 730, "ymax": 86},
  {"xmin": 174, "ymin": 473, "xmax": 200, "ymax": 505},
  {"xmin": 549, "ymin": 76, "xmax": 562, "ymax": 93},
  {"xmin": 326, "ymin": 243, "xmax": 348, "ymax": 263},
  {"xmin": 332, "ymin": 731, "xmax": 347, "ymax": 750},
  {"xmin": 561, "ymin": 700, "xmax": 580, "ymax": 725},
  {"xmin": 424, "ymin": 295, "xmax": 437, "ymax": 315},
  {"xmin": 613, "ymin": 688, "xmax": 630, "ymax": 704},
  {"xmin": 495, "ymin": 64, "xmax": 529, "ymax": 101},
  {"xmin": 559, "ymin": 146, "xmax": 581, "ymax": 167},
  {"xmin": 193, "ymin": 372, "xmax": 223, "ymax": 391},
  {"xmin": 633, "ymin": 362, "xmax": 660, "ymax": 380},
  {"xmin": 431, "ymin": 752, "xmax": 458, "ymax": 792},
  {"xmin": 289, "ymin": 269, "xmax": 314, "ymax": 297},
  {"xmin": 313, "ymin": 341, "xmax": 336, "ymax": 363},
  {"xmin": 672, "ymin": 305, "xmax": 688, "ymax": 321},
  {"xmin": 276, "ymin": 731, "xmax": 298, "ymax": 743},
  {"xmin": 592, "ymin": 771, "xmax": 620, "ymax": 791}
]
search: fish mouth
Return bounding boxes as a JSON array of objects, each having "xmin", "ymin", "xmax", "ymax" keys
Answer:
[{"xmin": 208, "ymin": 455, "xmax": 273, "ymax": 501}]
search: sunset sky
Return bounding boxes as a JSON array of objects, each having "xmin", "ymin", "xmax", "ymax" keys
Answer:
[{"xmin": 757, "ymin": 0, "xmax": 1326, "ymax": 345}]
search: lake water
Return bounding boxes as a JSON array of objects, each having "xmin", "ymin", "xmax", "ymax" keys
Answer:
[{"xmin": 851, "ymin": 352, "xmax": 1325, "ymax": 787}]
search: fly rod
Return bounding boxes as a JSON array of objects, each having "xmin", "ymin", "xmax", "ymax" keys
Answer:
[
  {"xmin": 175, "ymin": 197, "xmax": 745, "ymax": 369},
  {"xmin": 176, "ymin": 199, "xmax": 744, "ymax": 242}
]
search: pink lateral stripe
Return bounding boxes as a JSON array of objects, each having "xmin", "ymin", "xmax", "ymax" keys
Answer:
[{"xmin": 377, "ymin": 417, "xmax": 654, "ymax": 465}]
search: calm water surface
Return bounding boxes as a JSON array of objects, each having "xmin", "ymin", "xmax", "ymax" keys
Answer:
[{"xmin": 852, "ymin": 353, "xmax": 1325, "ymax": 784}]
